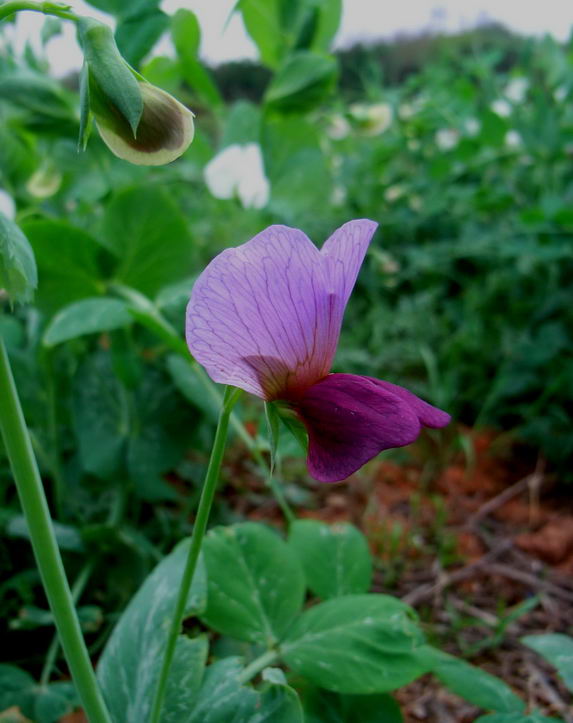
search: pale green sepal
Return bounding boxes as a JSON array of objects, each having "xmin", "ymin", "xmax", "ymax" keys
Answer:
[
  {"xmin": 77, "ymin": 17, "xmax": 143, "ymax": 135},
  {"xmin": 264, "ymin": 401, "xmax": 281, "ymax": 476}
]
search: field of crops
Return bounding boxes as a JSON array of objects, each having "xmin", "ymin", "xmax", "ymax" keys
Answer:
[{"xmin": 1, "ymin": 1, "xmax": 572, "ymax": 721}]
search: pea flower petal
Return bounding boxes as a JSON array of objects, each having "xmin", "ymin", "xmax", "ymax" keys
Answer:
[{"xmin": 186, "ymin": 220, "xmax": 377, "ymax": 399}]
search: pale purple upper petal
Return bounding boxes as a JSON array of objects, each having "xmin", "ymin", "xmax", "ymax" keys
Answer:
[
  {"xmin": 187, "ymin": 226, "xmax": 333, "ymax": 398},
  {"xmin": 293, "ymin": 373, "xmax": 450, "ymax": 483},
  {"xmin": 321, "ymin": 219, "xmax": 378, "ymax": 308}
]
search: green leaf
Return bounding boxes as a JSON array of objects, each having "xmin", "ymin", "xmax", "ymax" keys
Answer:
[
  {"xmin": 43, "ymin": 298, "xmax": 131, "ymax": 347},
  {"xmin": 239, "ymin": 0, "xmax": 284, "ymax": 69},
  {"xmin": 424, "ymin": 647, "xmax": 525, "ymax": 713},
  {"xmin": 0, "ymin": 665, "xmax": 34, "ymax": 710},
  {"xmin": 172, "ymin": 9, "xmax": 223, "ymax": 108},
  {"xmin": 221, "ymin": 101, "xmax": 262, "ymax": 147},
  {"xmin": 311, "ymin": 0, "xmax": 342, "ymax": 53},
  {"xmin": 78, "ymin": 17, "xmax": 143, "ymax": 134},
  {"xmin": 200, "ymin": 522, "xmax": 305, "ymax": 646},
  {"xmin": 98, "ymin": 537, "xmax": 207, "ymax": 723},
  {"xmin": 72, "ymin": 351, "xmax": 129, "ymax": 479},
  {"xmin": 78, "ymin": 62, "xmax": 92, "ymax": 150},
  {"xmin": 282, "ymin": 594, "xmax": 428, "ymax": 693},
  {"xmin": 101, "ymin": 185, "xmax": 195, "ymax": 296},
  {"xmin": 0, "ymin": 213, "xmax": 37, "ymax": 304},
  {"xmin": 21, "ymin": 220, "xmax": 105, "ymax": 314},
  {"xmin": 162, "ymin": 636, "xmax": 209, "ymax": 723},
  {"xmin": 522, "ymin": 633, "xmax": 573, "ymax": 692},
  {"xmin": 167, "ymin": 355, "xmax": 220, "ymax": 422},
  {"xmin": 6, "ymin": 516, "xmax": 84, "ymax": 552},
  {"xmin": 302, "ymin": 688, "xmax": 403, "ymax": 723},
  {"xmin": 0, "ymin": 667, "xmax": 77, "ymax": 723},
  {"xmin": 0, "ymin": 71, "xmax": 75, "ymax": 121},
  {"xmin": 115, "ymin": 8, "xmax": 169, "ymax": 67},
  {"xmin": 264, "ymin": 50, "xmax": 338, "ymax": 112},
  {"xmin": 254, "ymin": 668, "xmax": 304, "ymax": 722},
  {"xmin": 288, "ymin": 519, "xmax": 372, "ymax": 599},
  {"xmin": 188, "ymin": 658, "xmax": 259, "ymax": 722}
]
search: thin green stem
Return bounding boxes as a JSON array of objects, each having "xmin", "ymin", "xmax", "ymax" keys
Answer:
[
  {"xmin": 149, "ymin": 386, "xmax": 241, "ymax": 723},
  {"xmin": 40, "ymin": 560, "xmax": 95, "ymax": 686},
  {"xmin": 237, "ymin": 649, "xmax": 281, "ymax": 685},
  {"xmin": 0, "ymin": 1, "xmax": 80, "ymax": 22},
  {"xmin": 0, "ymin": 336, "xmax": 111, "ymax": 723}
]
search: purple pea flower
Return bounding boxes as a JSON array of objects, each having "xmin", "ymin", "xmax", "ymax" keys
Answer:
[{"xmin": 186, "ymin": 220, "xmax": 450, "ymax": 483}]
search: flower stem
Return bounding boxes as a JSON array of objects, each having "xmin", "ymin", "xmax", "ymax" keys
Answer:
[
  {"xmin": 0, "ymin": 1, "xmax": 80, "ymax": 23},
  {"xmin": 0, "ymin": 336, "xmax": 111, "ymax": 723},
  {"xmin": 149, "ymin": 386, "xmax": 241, "ymax": 723}
]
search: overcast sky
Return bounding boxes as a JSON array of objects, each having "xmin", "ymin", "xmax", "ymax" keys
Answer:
[{"xmin": 6, "ymin": 0, "xmax": 573, "ymax": 76}]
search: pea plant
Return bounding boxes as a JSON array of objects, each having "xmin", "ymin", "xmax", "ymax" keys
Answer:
[{"xmin": 0, "ymin": 2, "xmax": 571, "ymax": 722}]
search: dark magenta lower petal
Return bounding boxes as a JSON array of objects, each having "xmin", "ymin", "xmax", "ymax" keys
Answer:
[{"xmin": 293, "ymin": 373, "xmax": 450, "ymax": 483}]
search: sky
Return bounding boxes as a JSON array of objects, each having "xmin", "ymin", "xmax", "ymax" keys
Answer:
[{"xmin": 5, "ymin": 0, "xmax": 573, "ymax": 76}]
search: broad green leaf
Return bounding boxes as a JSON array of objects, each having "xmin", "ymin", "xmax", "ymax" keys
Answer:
[
  {"xmin": 264, "ymin": 50, "xmax": 338, "ymax": 112},
  {"xmin": 302, "ymin": 688, "xmax": 403, "ymax": 723},
  {"xmin": 115, "ymin": 8, "xmax": 169, "ymax": 67},
  {"xmin": 101, "ymin": 185, "xmax": 195, "ymax": 296},
  {"xmin": 522, "ymin": 633, "xmax": 573, "ymax": 692},
  {"xmin": 172, "ymin": 9, "xmax": 223, "ymax": 108},
  {"xmin": 21, "ymin": 220, "xmax": 105, "ymax": 313},
  {"xmin": 6, "ymin": 516, "xmax": 84, "ymax": 552},
  {"xmin": 0, "ymin": 71, "xmax": 75, "ymax": 121},
  {"xmin": 98, "ymin": 537, "xmax": 207, "ymax": 723},
  {"xmin": 188, "ymin": 658, "xmax": 259, "ymax": 722},
  {"xmin": 43, "ymin": 298, "xmax": 131, "ymax": 346},
  {"xmin": 0, "ymin": 213, "xmax": 37, "ymax": 303},
  {"xmin": 162, "ymin": 636, "xmax": 209, "ymax": 723},
  {"xmin": 282, "ymin": 594, "xmax": 428, "ymax": 693},
  {"xmin": 311, "ymin": 0, "xmax": 342, "ymax": 52},
  {"xmin": 200, "ymin": 522, "xmax": 305, "ymax": 646},
  {"xmin": 239, "ymin": 0, "xmax": 284, "ymax": 69},
  {"xmin": 0, "ymin": 665, "xmax": 34, "ymax": 709},
  {"xmin": 288, "ymin": 519, "xmax": 372, "ymax": 599},
  {"xmin": 424, "ymin": 647, "xmax": 525, "ymax": 713}
]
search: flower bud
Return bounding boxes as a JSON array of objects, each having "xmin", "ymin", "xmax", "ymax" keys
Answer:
[{"xmin": 78, "ymin": 17, "xmax": 194, "ymax": 166}]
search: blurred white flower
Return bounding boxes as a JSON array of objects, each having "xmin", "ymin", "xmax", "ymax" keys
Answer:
[
  {"xmin": 464, "ymin": 118, "xmax": 480, "ymax": 137},
  {"xmin": 435, "ymin": 128, "xmax": 459, "ymax": 150},
  {"xmin": 504, "ymin": 77, "xmax": 528, "ymax": 103},
  {"xmin": 505, "ymin": 130, "xmax": 522, "ymax": 148},
  {"xmin": 26, "ymin": 165, "xmax": 62, "ymax": 198},
  {"xmin": 409, "ymin": 195, "xmax": 422, "ymax": 212},
  {"xmin": 491, "ymin": 99, "xmax": 512, "ymax": 118},
  {"xmin": 330, "ymin": 185, "xmax": 347, "ymax": 207},
  {"xmin": 204, "ymin": 143, "xmax": 270, "ymax": 210},
  {"xmin": 349, "ymin": 102, "xmax": 393, "ymax": 136},
  {"xmin": 327, "ymin": 115, "xmax": 351, "ymax": 140},
  {"xmin": 384, "ymin": 185, "xmax": 405, "ymax": 202},
  {"xmin": 554, "ymin": 86, "xmax": 568, "ymax": 102},
  {"xmin": 0, "ymin": 188, "xmax": 16, "ymax": 219}
]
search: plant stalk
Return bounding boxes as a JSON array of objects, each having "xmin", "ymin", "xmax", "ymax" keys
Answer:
[
  {"xmin": 0, "ymin": 336, "xmax": 111, "ymax": 722},
  {"xmin": 149, "ymin": 386, "xmax": 241, "ymax": 723},
  {"xmin": 0, "ymin": 1, "xmax": 80, "ymax": 22}
]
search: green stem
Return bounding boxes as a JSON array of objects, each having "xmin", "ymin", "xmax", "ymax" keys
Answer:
[
  {"xmin": 0, "ymin": 337, "xmax": 111, "ymax": 722},
  {"xmin": 237, "ymin": 649, "xmax": 281, "ymax": 685},
  {"xmin": 149, "ymin": 386, "xmax": 241, "ymax": 723},
  {"xmin": 0, "ymin": 1, "xmax": 80, "ymax": 22},
  {"xmin": 40, "ymin": 560, "xmax": 95, "ymax": 686}
]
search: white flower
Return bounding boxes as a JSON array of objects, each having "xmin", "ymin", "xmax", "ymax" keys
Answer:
[
  {"xmin": 505, "ymin": 130, "xmax": 522, "ymax": 148},
  {"xmin": 26, "ymin": 166, "xmax": 62, "ymax": 198},
  {"xmin": 327, "ymin": 115, "xmax": 351, "ymax": 140},
  {"xmin": 435, "ymin": 128, "xmax": 459, "ymax": 150},
  {"xmin": 464, "ymin": 118, "xmax": 480, "ymax": 137},
  {"xmin": 491, "ymin": 98, "xmax": 512, "ymax": 118},
  {"xmin": 554, "ymin": 86, "xmax": 568, "ymax": 102},
  {"xmin": 204, "ymin": 143, "xmax": 270, "ymax": 210},
  {"xmin": 504, "ymin": 77, "xmax": 528, "ymax": 103},
  {"xmin": 349, "ymin": 102, "xmax": 393, "ymax": 136},
  {"xmin": 384, "ymin": 185, "xmax": 405, "ymax": 202},
  {"xmin": 330, "ymin": 185, "xmax": 347, "ymax": 207},
  {"xmin": 0, "ymin": 188, "xmax": 16, "ymax": 219}
]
